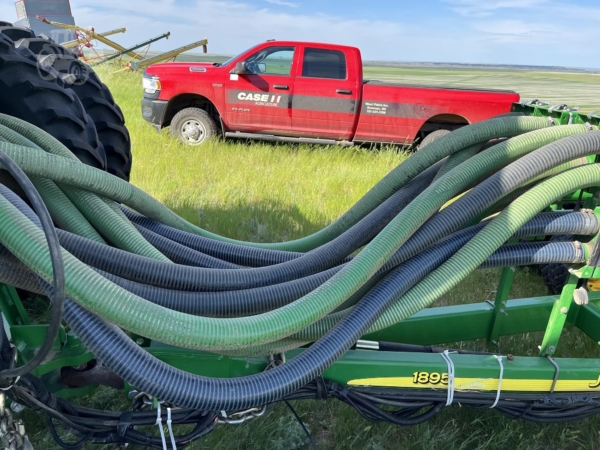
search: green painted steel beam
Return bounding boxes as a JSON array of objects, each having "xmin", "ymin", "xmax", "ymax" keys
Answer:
[
  {"xmin": 142, "ymin": 347, "xmax": 600, "ymax": 393},
  {"xmin": 326, "ymin": 350, "xmax": 600, "ymax": 391},
  {"xmin": 575, "ymin": 302, "xmax": 600, "ymax": 344},
  {"xmin": 362, "ymin": 294, "xmax": 587, "ymax": 345},
  {"xmin": 0, "ymin": 283, "xmax": 30, "ymax": 326},
  {"xmin": 488, "ymin": 265, "xmax": 516, "ymax": 345},
  {"xmin": 512, "ymin": 102, "xmax": 600, "ymax": 128},
  {"xmin": 539, "ymin": 275, "xmax": 579, "ymax": 356},
  {"xmin": 10, "ymin": 326, "xmax": 94, "ymax": 377}
]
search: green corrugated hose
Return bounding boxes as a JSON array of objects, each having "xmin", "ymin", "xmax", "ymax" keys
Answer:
[
  {"xmin": 0, "ymin": 116, "xmax": 169, "ymax": 261},
  {"xmin": 0, "ymin": 124, "xmax": 587, "ymax": 352},
  {"xmin": 433, "ymin": 143, "xmax": 483, "ymax": 182},
  {"xmin": 0, "ymin": 122, "xmax": 105, "ymax": 243},
  {"xmin": 214, "ymin": 125, "xmax": 592, "ymax": 352},
  {"xmin": 1, "ymin": 114, "xmax": 552, "ymax": 253},
  {"xmin": 224, "ymin": 163, "xmax": 600, "ymax": 355}
]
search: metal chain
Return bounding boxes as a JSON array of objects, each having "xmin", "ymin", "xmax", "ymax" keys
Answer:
[
  {"xmin": 218, "ymin": 354, "xmax": 284, "ymax": 425},
  {"xmin": 0, "ymin": 393, "xmax": 32, "ymax": 450},
  {"xmin": 218, "ymin": 405, "xmax": 268, "ymax": 425}
]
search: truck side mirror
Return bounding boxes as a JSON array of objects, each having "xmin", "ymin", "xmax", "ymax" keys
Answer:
[{"xmin": 231, "ymin": 61, "xmax": 247, "ymax": 75}]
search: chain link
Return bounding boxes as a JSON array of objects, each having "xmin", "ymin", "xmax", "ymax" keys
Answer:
[
  {"xmin": 0, "ymin": 393, "xmax": 32, "ymax": 450},
  {"xmin": 218, "ymin": 353, "xmax": 284, "ymax": 426},
  {"xmin": 218, "ymin": 405, "xmax": 268, "ymax": 425}
]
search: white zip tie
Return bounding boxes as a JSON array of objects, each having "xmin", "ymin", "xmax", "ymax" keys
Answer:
[
  {"xmin": 490, "ymin": 355, "xmax": 504, "ymax": 409},
  {"xmin": 155, "ymin": 402, "xmax": 167, "ymax": 450},
  {"xmin": 167, "ymin": 407, "xmax": 177, "ymax": 450},
  {"xmin": 440, "ymin": 350, "xmax": 455, "ymax": 406}
]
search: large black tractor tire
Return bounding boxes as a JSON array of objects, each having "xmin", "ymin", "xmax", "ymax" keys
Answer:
[
  {"xmin": 11, "ymin": 34, "xmax": 132, "ymax": 180},
  {"xmin": 540, "ymin": 235, "xmax": 573, "ymax": 294},
  {"xmin": 0, "ymin": 32, "xmax": 107, "ymax": 170}
]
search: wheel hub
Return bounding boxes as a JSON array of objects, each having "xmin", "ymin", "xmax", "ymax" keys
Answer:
[{"xmin": 182, "ymin": 120, "xmax": 205, "ymax": 143}]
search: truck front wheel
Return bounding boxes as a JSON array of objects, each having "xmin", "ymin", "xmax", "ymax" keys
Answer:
[{"xmin": 170, "ymin": 108, "xmax": 218, "ymax": 146}]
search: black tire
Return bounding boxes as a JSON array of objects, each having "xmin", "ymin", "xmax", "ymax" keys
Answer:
[
  {"xmin": 12, "ymin": 36, "xmax": 132, "ymax": 180},
  {"xmin": 0, "ymin": 33, "xmax": 106, "ymax": 170},
  {"xmin": 540, "ymin": 235, "xmax": 573, "ymax": 294},
  {"xmin": 0, "ymin": 25, "xmax": 35, "ymax": 42},
  {"xmin": 419, "ymin": 129, "xmax": 451, "ymax": 149},
  {"xmin": 170, "ymin": 108, "xmax": 218, "ymax": 146}
]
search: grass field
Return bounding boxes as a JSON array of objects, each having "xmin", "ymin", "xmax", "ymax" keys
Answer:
[{"xmin": 18, "ymin": 64, "xmax": 600, "ymax": 449}]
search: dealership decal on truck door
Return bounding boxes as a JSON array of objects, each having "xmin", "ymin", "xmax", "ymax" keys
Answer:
[
  {"xmin": 364, "ymin": 102, "xmax": 389, "ymax": 115},
  {"xmin": 228, "ymin": 90, "xmax": 289, "ymax": 108},
  {"xmin": 362, "ymin": 101, "xmax": 442, "ymax": 119},
  {"xmin": 238, "ymin": 92, "xmax": 282, "ymax": 106}
]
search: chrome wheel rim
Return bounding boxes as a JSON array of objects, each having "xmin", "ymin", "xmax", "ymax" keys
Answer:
[{"xmin": 181, "ymin": 119, "xmax": 206, "ymax": 144}]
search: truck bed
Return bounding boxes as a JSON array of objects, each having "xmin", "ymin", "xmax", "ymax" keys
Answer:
[
  {"xmin": 364, "ymin": 80, "xmax": 517, "ymax": 94},
  {"xmin": 354, "ymin": 81, "xmax": 520, "ymax": 143}
]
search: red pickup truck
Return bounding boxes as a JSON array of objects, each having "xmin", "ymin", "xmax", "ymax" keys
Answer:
[{"xmin": 141, "ymin": 41, "xmax": 520, "ymax": 146}]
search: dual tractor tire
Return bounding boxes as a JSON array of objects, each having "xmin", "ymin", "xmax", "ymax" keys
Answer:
[{"xmin": 0, "ymin": 23, "xmax": 132, "ymax": 180}]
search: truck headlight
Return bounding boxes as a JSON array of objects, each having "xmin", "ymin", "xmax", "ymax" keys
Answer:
[{"xmin": 143, "ymin": 77, "xmax": 162, "ymax": 94}]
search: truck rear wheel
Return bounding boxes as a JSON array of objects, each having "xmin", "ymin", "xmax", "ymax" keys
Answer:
[
  {"xmin": 170, "ymin": 108, "xmax": 218, "ymax": 146},
  {"xmin": 419, "ymin": 129, "xmax": 451, "ymax": 149}
]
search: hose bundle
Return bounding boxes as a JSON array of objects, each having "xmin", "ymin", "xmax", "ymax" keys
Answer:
[{"xmin": 0, "ymin": 113, "xmax": 598, "ymax": 417}]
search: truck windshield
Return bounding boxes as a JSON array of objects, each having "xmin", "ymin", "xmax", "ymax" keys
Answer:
[
  {"xmin": 219, "ymin": 52, "xmax": 245, "ymax": 67},
  {"xmin": 219, "ymin": 44, "xmax": 261, "ymax": 67}
]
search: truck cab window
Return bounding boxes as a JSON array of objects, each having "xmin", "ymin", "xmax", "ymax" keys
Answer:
[
  {"xmin": 245, "ymin": 47, "xmax": 295, "ymax": 76},
  {"xmin": 302, "ymin": 48, "xmax": 347, "ymax": 79}
]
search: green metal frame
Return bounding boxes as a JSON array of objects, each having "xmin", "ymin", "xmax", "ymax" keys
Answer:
[{"xmin": 2, "ymin": 102, "xmax": 600, "ymax": 400}]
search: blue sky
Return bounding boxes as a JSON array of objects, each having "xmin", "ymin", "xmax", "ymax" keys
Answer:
[{"xmin": 9, "ymin": 0, "xmax": 600, "ymax": 67}]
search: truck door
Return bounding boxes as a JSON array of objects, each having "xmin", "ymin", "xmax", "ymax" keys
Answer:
[
  {"xmin": 291, "ymin": 47, "xmax": 360, "ymax": 140},
  {"xmin": 224, "ymin": 46, "xmax": 296, "ymax": 133}
]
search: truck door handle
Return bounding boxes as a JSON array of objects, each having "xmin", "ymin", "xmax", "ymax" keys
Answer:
[
  {"xmin": 273, "ymin": 85, "xmax": 289, "ymax": 90},
  {"xmin": 336, "ymin": 89, "xmax": 352, "ymax": 95}
]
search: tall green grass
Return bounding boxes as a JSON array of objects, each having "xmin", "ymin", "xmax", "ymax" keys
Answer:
[
  {"xmin": 101, "ymin": 67, "xmax": 409, "ymax": 243},
  {"xmin": 18, "ymin": 64, "xmax": 600, "ymax": 449}
]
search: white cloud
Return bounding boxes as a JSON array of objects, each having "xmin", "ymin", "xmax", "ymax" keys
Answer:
[
  {"xmin": 266, "ymin": 0, "xmax": 299, "ymax": 7},
  {"xmin": 445, "ymin": 0, "xmax": 548, "ymax": 17},
  {"xmin": 70, "ymin": 0, "xmax": 413, "ymax": 60},
  {"xmin": 471, "ymin": 20, "xmax": 552, "ymax": 44}
]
